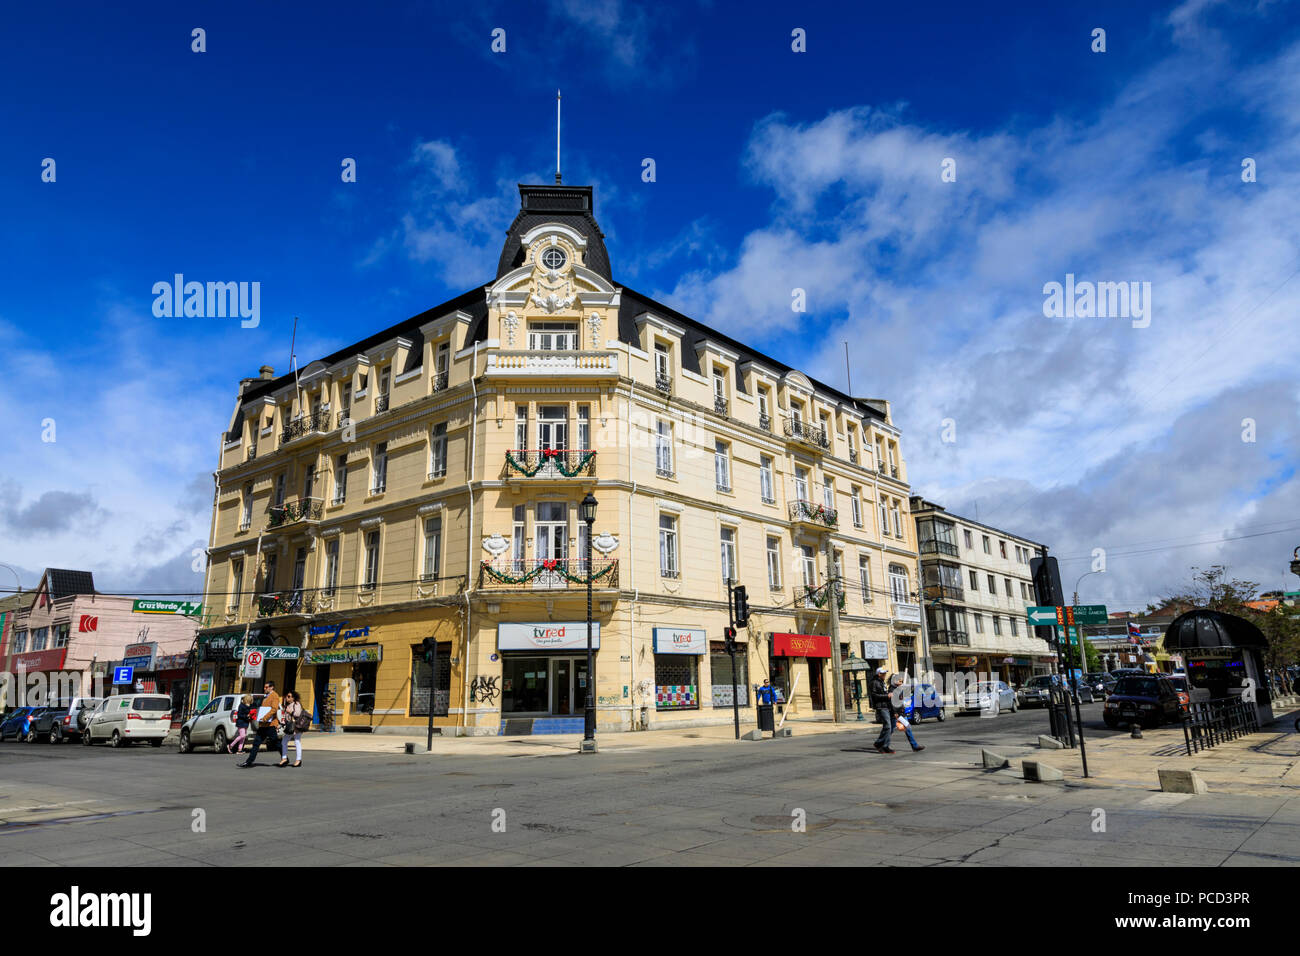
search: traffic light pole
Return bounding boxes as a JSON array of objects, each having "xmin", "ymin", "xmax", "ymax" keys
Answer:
[
  {"xmin": 1068, "ymin": 601, "xmax": 1090, "ymax": 778},
  {"xmin": 727, "ymin": 581, "xmax": 740, "ymax": 740},
  {"xmin": 823, "ymin": 537, "xmax": 845, "ymax": 722}
]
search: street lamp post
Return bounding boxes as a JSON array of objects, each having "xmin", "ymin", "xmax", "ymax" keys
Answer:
[{"xmin": 579, "ymin": 492, "xmax": 598, "ymax": 754}]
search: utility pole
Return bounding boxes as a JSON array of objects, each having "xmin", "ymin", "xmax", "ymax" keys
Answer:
[{"xmin": 824, "ymin": 538, "xmax": 845, "ymax": 722}]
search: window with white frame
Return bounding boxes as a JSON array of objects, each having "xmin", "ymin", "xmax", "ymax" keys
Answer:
[
  {"xmin": 659, "ymin": 513, "xmax": 678, "ymax": 578},
  {"xmin": 964, "ymin": 529, "xmax": 973, "ymax": 550},
  {"xmin": 878, "ymin": 497, "xmax": 889, "ymax": 536},
  {"xmin": 577, "ymin": 405, "xmax": 590, "ymax": 450},
  {"xmin": 423, "ymin": 516, "xmax": 442, "ymax": 580},
  {"xmin": 1004, "ymin": 578, "xmax": 1013, "ymax": 598},
  {"xmin": 1000, "ymin": 540, "xmax": 1007, "ymax": 559},
  {"xmin": 654, "ymin": 342, "xmax": 670, "ymax": 380},
  {"xmin": 758, "ymin": 388, "xmax": 771, "ymax": 427},
  {"xmin": 891, "ymin": 500, "xmax": 902, "ymax": 537},
  {"xmin": 655, "ymin": 420, "xmax": 673, "ymax": 476},
  {"xmin": 333, "ymin": 454, "xmax": 347, "ymax": 504},
  {"xmin": 230, "ymin": 558, "xmax": 243, "ymax": 609},
  {"xmin": 378, "ymin": 367, "xmax": 390, "ymax": 397},
  {"xmin": 53, "ymin": 623, "xmax": 69, "ymax": 648},
  {"xmin": 850, "ymin": 486, "xmax": 862, "ymax": 527},
  {"xmin": 515, "ymin": 406, "xmax": 528, "ymax": 449},
  {"xmin": 987, "ymin": 573, "xmax": 996, "ymax": 593},
  {"xmin": 759, "ymin": 455, "xmax": 775, "ymax": 504},
  {"xmin": 528, "ymin": 321, "xmax": 578, "ymax": 350},
  {"xmin": 712, "ymin": 368, "xmax": 726, "ymax": 407},
  {"xmin": 303, "ymin": 464, "xmax": 315, "ymax": 501},
  {"xmin": 823, "ymin": 477, "xmax": 834, "ymax": 511},
  {"xmin": 766, "ymin": 536, "xmax": 782, "ymax": 589},
  {"xmin": 429, "ymin": 423, "xmax": 447, "ymax": 478},
  {"xmin": 274, "ymin": 473, "xmax": 286, "ymax": 507},
  {"xmin": 241, "ymin": 483, "xmax": 253, "ymax": 529},
  {"xmin": 512, "ymin": 504, "xmax": 526, "ymax": 573},
  {"xmin": 435, "ymin": 341, "xmax": 449, "ymax": 377},
  {"xmin": 992, "ymin": 616, "xmax": 1003, "ymax": 636},
  {"xmin": 715, "ymin": 440, "xmax": 731, "ymax": 491},
  {"xmin": 847, "ymin": 427, "xmax": 857, "ymax": 460},
  {"xmin": 859, "ymin": 555, "xmax": 872, "ymax": 603},
  {"xmin": 363, "ymin": 531, "xmax": 380, "ymax": 589},
  {"xmin": 982, "ymin": 535, "xmax": 991, "ymax": 554},
  {"xmin": 800, "ymin": 544, "xmax": 816, "ymax": 590},
  {"xmin": 969, "ymin": 570, "xmax": 979, "ymax": 591},
  {"xmin": 371, "ymin": 442, "xmax": 388, "ymax": 493},
  {"xmin": 1010, "ymin": 617, "xmax": 1019, "ymax": 637},
  {"xmin": 794, "ymin": 466, "xmax": 809, "ymax": 502},
  {"xmin": 888, "ymin": 564, "xmax": 909, "ymax": 604},
  {"xmin": 720, "ymin": 526, "xmax": 737, "ymax": 584},
  {"xmin": 323, "ymin": 540, "xmax": 339, "ymax": 594},
  {"xmin": 973, "ymin": 613, "xmax": 984, "ymax": 634}
]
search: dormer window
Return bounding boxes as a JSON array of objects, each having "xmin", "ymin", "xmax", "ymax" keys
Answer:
[{"xmin": 528, "ymin": 321, "xmax": 578, "ymax": 350}]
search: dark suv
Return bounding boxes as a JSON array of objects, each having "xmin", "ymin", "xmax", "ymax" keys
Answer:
[
  {"xmin": 28, "ymin": 697, "xmax": 103, "ymax": 743},
  {"xmin": 1103, "ymin": 675, "xmax": 1182, "ymax": 728}
]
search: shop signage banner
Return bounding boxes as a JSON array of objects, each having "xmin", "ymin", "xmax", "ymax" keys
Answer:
[
  {"xmin": 195, "ymin": 666, "xmax": 214, "ymax": 710},
  {"xmin": 197, "ymin": 628, "xmax": 269, "ymax": 661},
  {"xmin": 773, "ymin": 632, "xmax": 831, "ymax": 658},
  {"xmin": 861, "ymin": 641, "xmax": 888, "ymax": 659},
  {"xmin": 302, "ymin": 644, "xmax": 382, "ymax": 666},
  {"xmin": 308, "ymin": 620, "xmax": 373, "ymax": 645},
  {"xmin": 247, "ymin": 645, "xmax": 300, "ymax": 660},
  {"xmin": 13, "ymin": 648, "xmax": 68, "ymax": 672},
  {"xmin": 122, "ymin": 642, "xmax": 158, "ymax": 671},
  {"xmin": 653, "ymin": 626, "xmax": 706, "ymax": 655},
  {"xmin": 154, "ymin": 652, "xmax": 191, "ymax": 671},
  {"xmin": 497, "ymin": 621, "xmax": 600, "ymax": 651},
  {"xmin": 133, "ymin": 599, "xmax": 203, "ymax": 615}
]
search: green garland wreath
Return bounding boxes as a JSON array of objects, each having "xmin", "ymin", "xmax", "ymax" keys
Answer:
[
  {"xmin": 481, "ymin": 559, "xmax": 615, "ymax": 585},
  {"xmin": 504, "ymin": 449, "xmax": 596, "ymax": 478},
  {"xmin": 808, "ymin": 583, "xmax": 846, "ymax": 611}
]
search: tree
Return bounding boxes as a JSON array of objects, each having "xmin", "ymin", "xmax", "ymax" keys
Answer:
[
  {"xmin": 1153, "ymin": 565, "xmax": 1260, "ymax": 615},
  {"xmin": 1060, "ymin": 637, "xmax": 1101, "ymax": 672}
]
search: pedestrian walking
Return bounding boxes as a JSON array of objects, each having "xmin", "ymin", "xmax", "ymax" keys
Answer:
[
  {"xmin": 890, "ymin": 673, "xmax": 924, "ymax": 752},
  {"xmin": 238, "ymin": 681, "xmax": 281, "ymax": 768},
  {"xmin": 227, "ymin": 693, "xmax": 254, "ymax": 754},
  {"xmin": 756, "ymin": 679, "xmax": 779, "ymax": 705},
  {"xmin": 870, "ymin": 666, "xmax": 895, "ymax": 754},
  {"xmin": 279, "ymin": 690, "xmax": 306, "ymax": 767}
]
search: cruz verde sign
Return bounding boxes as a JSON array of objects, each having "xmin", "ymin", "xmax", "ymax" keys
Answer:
[{"xmin": 133, "ymin": 600, "xmax": 203, "ymax": 615}]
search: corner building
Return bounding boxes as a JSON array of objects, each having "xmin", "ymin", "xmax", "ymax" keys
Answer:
[{"xmin": 199, "ymin": 183, "xmax": 921, "ymax": 734}]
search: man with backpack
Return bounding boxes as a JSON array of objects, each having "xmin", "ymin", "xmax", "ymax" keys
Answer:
[{"xmin": 238, "ymin": 681, "xmax": 281, "ymax": 768}]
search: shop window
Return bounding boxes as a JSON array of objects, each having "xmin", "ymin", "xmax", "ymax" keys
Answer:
[
  {"xmin": 502, "ymin": 657, "xmax": 549, "ymax": 713},
  {"xmin": 653, "ymin": 655, "xmax": 699, "ymax": 710},
  {"xmin": 409, "ymin": 642, "xmax": 451, "ymax": 717},
  {"xmin": 710, "ymin": 641, "xmax": 749, "ymax": 708},
  {"xmin": 351, "ymin": 661, "xmax": 378, "ymax": 714}
]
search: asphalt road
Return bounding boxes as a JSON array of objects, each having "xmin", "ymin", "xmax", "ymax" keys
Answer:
[{"xmin": 1, "ymin": 702, "xmax": 1286, "ymax": 866}]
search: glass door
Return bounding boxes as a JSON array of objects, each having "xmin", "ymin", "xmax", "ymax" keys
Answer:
[
  {"xmin": 553, "ymin": 659, "xmax": 573, "ymax": 715},
  {"xmin": 534, "ymin": 502, "xmax": 568, "ymax": 588},
  {"xmin": 537, "ymin": 406, "xmax": 568, "ymax": 475}
]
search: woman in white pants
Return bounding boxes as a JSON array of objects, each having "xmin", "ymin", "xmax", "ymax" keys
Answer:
[{"xmin": 278, "ymin": 690, "xmax": 305, "ymax": 767}]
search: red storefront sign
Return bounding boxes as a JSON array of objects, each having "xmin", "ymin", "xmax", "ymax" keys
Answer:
[
  {"xmin": 773, "ymin": 633, "xmax": 831, "ymax": 658},
  {"xmin": 13, "ymin": 648, "xmax": 68, "ymax": 672}
]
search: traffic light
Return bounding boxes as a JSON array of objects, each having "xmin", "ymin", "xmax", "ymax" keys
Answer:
[
  {"xmin": 421, "ymin": 637, "xmax": 438, "ymax": 664},
  {"xmin": 723, "ymin": 626, "xmax": 737, "ymax": 642},
  {"xmin": 732, "ymin": 585, "xmax": 750, "ymax": 628}
]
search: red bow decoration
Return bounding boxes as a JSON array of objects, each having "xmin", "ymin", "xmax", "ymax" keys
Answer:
[{"xmin": 542, "ymin": 559, "xmax": 559, "ymax": 570}]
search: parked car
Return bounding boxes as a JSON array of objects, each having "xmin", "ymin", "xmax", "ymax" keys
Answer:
[
  {"xmin": 897, "ymin": 683, "xmax": 946, "ymax": 723},
  {"xmin": 27, "ymin": 697, "xmax": 102, "ymax": 743},
  {"xmin": 960, "ymin": 681, "xmax": 1018, "ymax": 716},
  {"xmin": 1019, "ymin": 674, "xmax": 1066, "ymax": 707},
  {"xmin": 83, "ymin": 694, "xmax": 173, "ymax": 747},
  {"xmin": 1164, "ymin": 674, "xmax": 1192, "ymax": 712},
  {"xmin": 1103, "ymin": 675, "xmax": 1182, "ymax": 728},
  {"xmin": 178, "ymin": 694, "xmax": 265, "ymax": 753},
  {"xmin": 0, "ymin": 706, "xmax": 40, "ymax": 741},
  {"xmin": 1085, "ymin": 672, "xmax": 1116, "ymax": 698}
]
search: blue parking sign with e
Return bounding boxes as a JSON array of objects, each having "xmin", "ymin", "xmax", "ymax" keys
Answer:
[{"xmin": 113, "ymin": 666, "xmax": 134, "ymax": 685}]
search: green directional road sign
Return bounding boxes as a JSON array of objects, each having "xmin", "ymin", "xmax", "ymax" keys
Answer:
[
  {"xmin": 1026, "ymin": 606, "xmax": 1058, "ymax": 626},
  {"xmin": 1071, "ymin": 604, "xmax": 1108, "ymax": 627}
]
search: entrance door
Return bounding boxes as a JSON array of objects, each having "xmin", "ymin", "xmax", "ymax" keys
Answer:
[
  {"xmin": 538, "ymin": 406, "xmax": 568, "ymax": 477},
  {"xmin": 554, "ymin": 659, "xmax": 574, "ymax": 715},
  {"xmin": 808, "ymin": 659, "xmax": 826, "ymax": 710}
]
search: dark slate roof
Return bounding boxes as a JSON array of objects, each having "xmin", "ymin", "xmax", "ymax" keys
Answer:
[
  {"xmin": 43, "ymin": 569, "xmax": 95, "ymax": 601},
  {"xmin": 496, "ymin": 185, "xmax": 611, "ymax": 281}
]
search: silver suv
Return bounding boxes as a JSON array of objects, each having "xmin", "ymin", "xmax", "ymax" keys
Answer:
[{"xmin": 178, "ymin": 694, "xmax": 265, "ymax": 753}]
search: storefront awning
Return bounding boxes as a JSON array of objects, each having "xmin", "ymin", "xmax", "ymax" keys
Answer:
[{"xmin": 196, "ymin": 627, "xmax": 271, "ymax": 661}]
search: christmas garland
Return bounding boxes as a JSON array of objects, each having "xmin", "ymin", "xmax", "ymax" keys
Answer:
[
  {"xmin": 807, "ymin": 583, "xmax": 846, "ymax": 611},
  {"xmin": 268, "ymin": 498, "xmax": 322, "ymax": 527},
  {"xmin": 504, "ymin": 449, "xmax": 596, "ymax": 478},
  {"xmin": 792, "ymin": 499, "xmax": 838, "ymax": 528},
  {"xmin": 481, "ymin": 559, "xmax": 616, "ymax": 585}
]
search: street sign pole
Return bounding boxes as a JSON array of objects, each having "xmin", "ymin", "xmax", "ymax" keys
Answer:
[{"xmin": 1069, "ymin": 601, "xmax": 1090, "ymax": 778}]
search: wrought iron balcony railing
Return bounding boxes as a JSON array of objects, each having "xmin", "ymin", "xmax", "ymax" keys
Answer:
[
  {"xmin": 478, "ymin": 558, "xmax": 619, "ymax": 591},
  {"xmin": 713, "ymin": 395, "xmax": 728, "ymax": 416},
  {"xmin": 929, "ymin": 629, "xmax": 971, "ymax": 646},
  {"xmin": 267, "ymin": 497, "xmax": 324, "ymax": 528},
  {"xmin": 257, "ymin": 591, "xmax": 316, "ymax": 618},
  {"xmin": 788, "ymin": 499, "xmax": 838, "ymax": 528},
  {"xmin": 431, "ymin": 370, "xmax": 449, "ymax": 392},
  {"xmin": 375, "ymin": 394, "xmax": 390, "ymax": 413},
  {"xmin": 784, "ymin": 418, "xmax": 829, "ymax": 449},
  {"xmin": 280, "ymin": 411, "xmax": 328, "ymax": 445},
  {"xmin": 920, "ymin": 539, "xmax": 960, "ymax": 557},
  {"xmin": 802, "ymin": 582, "xmax": 845, "ymax": 611},
  {"xmin": 848, "ymin": 450, "xmax": 858, "ymax": 464},
  {"xmin": 336, "ymin": 409, "xmax": 351, "ymax": 429},
  {"xmin": 759, "ymin": 412, "xmax": 771, "ymax": 432},
  {"xmin": 503, "ymin": 449, "xmax": 596, "ymax": 479},
  {"xmin": 655, "ymin": 373, "xmax": 672, "ymax": 395}
]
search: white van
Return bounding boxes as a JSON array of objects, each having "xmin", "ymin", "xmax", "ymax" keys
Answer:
[{"xmin": 84, "ymin": 694, "xmax": 173, "ymax": 747}]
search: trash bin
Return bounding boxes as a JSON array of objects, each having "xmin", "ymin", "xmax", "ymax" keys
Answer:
[{"xmin": 757, "ymin": 703, "xmax": 775, "ymax": 732}]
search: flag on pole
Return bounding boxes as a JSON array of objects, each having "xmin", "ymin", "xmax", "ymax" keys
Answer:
[{"xmin": 1127, "ymin": 621, "xmax": 1142, "ymax": 643}]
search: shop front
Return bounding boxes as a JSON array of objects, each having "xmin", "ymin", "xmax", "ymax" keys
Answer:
[
  {"xmin": 772, "ymin": 632, "xmax": 831, "ymax": 712},
  {"xmin": 300, "ymin": 643, "xmax": 380, "ymax": 726},
  {"xmin": 192, "ymin": 626, "xmax": 272, "ymax": 710},
  {"xmin": 1163, "ymin": 607, "xmax": 1271, "ymax": 723},
  {"xmin": 651, "ymin": 626, "xmax": 704, "ymax": 714},
  {"xmin": 497, "ymin": 621, "xmax": 599, "ymax": 721}
]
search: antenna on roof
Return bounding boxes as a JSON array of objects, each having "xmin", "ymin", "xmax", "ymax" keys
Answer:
[
  {"xmin": 844, "ymin": 341, "xmax": 852, "ymax": 396},
  {"xmin": 290, "ymin": 316, "xmax": 302, "ymax": 415},
  {"xmin": 556, "ymin": 89, "xmax": 562, "ymax": 185}
]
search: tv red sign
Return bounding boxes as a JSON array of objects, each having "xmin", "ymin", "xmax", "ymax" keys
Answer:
[{"xmin": 79, "ymin": 615, "xmax": 98, "ymax": 632}]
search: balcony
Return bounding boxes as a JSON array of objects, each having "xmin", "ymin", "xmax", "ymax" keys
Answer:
[
  {"xmin": 479, "ymin": 558, "xmax": 619, "ymax": 591},
  {"xmin": 375, "ymin": 394, "xmax": 390, "ymax": 413},
  {"xmin": 431, "ymin": 370, "xmax": 449, "ymax": 392},
  {"xmin": 256, "ymin": 591, "xmax": 317, "ymax": 619},
  {"xmin": 280, "ymin": 410, "xmax": 329, "ymax": 446},
  {"xmin": 784, "ymin": 419, "xmax": 829, "ymax": 449},
  {"xmin": 267, "ymin": 497, "xmax": 324, "ymax": 529},
  {"xmin": 655, "ymin": 373, "xmax": 672, "ymax": 395},
  {"xmin": 484, "ymin": 350, "xmax": 618, "ymax": 380},
  {"xmin": 503, "ymin": 449, "xmax": 596, "ymax": 482},
  {"xmin": 759, "ymin": 412, "xmax": 771, "ymax": 432},
  {"xmin": 802, "ymin": 582, "xmax": 845, "ymax": 612},
  {"xmin": 924, "ymin": 584, "xmax": 964, "ymax": 602},
  {"xmin": 920, "ymin": 539, "xmax": 959, "ymax": 557},
  {"xmin": 848, "ymin": 449, "xmax": 858, "ymax": 465},
  {"xmin": 929, "ymin": 629, "xmax": 971, "ymax": 647},
  {"xmin": 789, "ymin": 499, "xmax": 838, "ymax": 528},
  {"xmin": 336, "ymin": 409, "xmax": 351, "ymax": 429},
  {"xmin": 713, "ymin": 395, "xmax": 729, "ymax": 416}
]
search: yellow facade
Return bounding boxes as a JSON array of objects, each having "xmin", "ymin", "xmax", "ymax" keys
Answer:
[{"xmin": 199, "ymin": 184, "xmax": 921, "ymax": 735}]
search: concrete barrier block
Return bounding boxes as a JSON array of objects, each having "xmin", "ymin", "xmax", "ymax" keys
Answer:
[
  {"xmin": 741, "ymin": 728, "xmax": 764, "ymax": 741},
  {"xmin": 982, "ymin": 749, "xmax": 1011, "ymax": 770},
  {"xmin": 1158, "ymin": 768, "xmax": 1207, "ymax": 794},
  {"xmin": 774, "ymin": 727, "xmax": 793, "ymax": 737},
  {"xmin": 1038, "ymin": 735, "xmax": 1064, "ymax": 750},
  {"xmin": 1023, "ymin": 760, "xmax": 1064, "ymax": 782}
]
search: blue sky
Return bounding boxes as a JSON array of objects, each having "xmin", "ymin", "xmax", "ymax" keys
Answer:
[{"xmin": 2, "ymin": 0, "xmax": 1299, "ymax": 609}]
